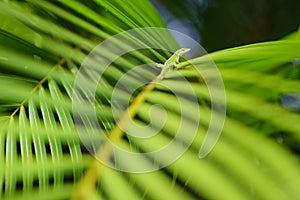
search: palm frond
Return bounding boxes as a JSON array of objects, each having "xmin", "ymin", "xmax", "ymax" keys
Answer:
[{"xmin": 0, "ymin": 1, "xmax": 300, "ymax": 200}]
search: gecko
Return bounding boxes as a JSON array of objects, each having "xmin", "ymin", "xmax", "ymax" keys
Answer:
[{"xmin": 155, "ymin": 48, "xmax": 191, "ymax": 81}]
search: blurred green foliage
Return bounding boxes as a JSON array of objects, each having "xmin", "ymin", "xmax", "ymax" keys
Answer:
[{"xmin": 0, "ymin": 1, "xmax": 299, "ymax": 200}]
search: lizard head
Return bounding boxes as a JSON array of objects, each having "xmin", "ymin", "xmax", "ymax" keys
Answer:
[{"xmin": 176, "ymin": 48, "xmax": 191, "ymax": 56}]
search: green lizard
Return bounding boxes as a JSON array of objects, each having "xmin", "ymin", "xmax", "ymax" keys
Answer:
[{"xmin": 155, "ymin": 48, "xmax": 190, "ymax": 81}]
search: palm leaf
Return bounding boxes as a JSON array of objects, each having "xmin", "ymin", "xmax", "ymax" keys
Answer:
[{"xmin": 0, "ymin": 1, "xmax": 300, "ymax": 200}]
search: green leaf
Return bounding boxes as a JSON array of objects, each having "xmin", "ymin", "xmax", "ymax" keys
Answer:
[{"xmin": 0, "ymin": 0, "xmax": 300, "ymax": 199}]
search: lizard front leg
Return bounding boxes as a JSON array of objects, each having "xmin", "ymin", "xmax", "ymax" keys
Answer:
[{"xmin": 155, "ymin": 63, "xmax": 164, "ymax": 68}]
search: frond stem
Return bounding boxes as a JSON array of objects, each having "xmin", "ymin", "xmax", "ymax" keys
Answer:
[{"xmin": 72, "ymin": 68, "xmax": 162, "ymax": 199}]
